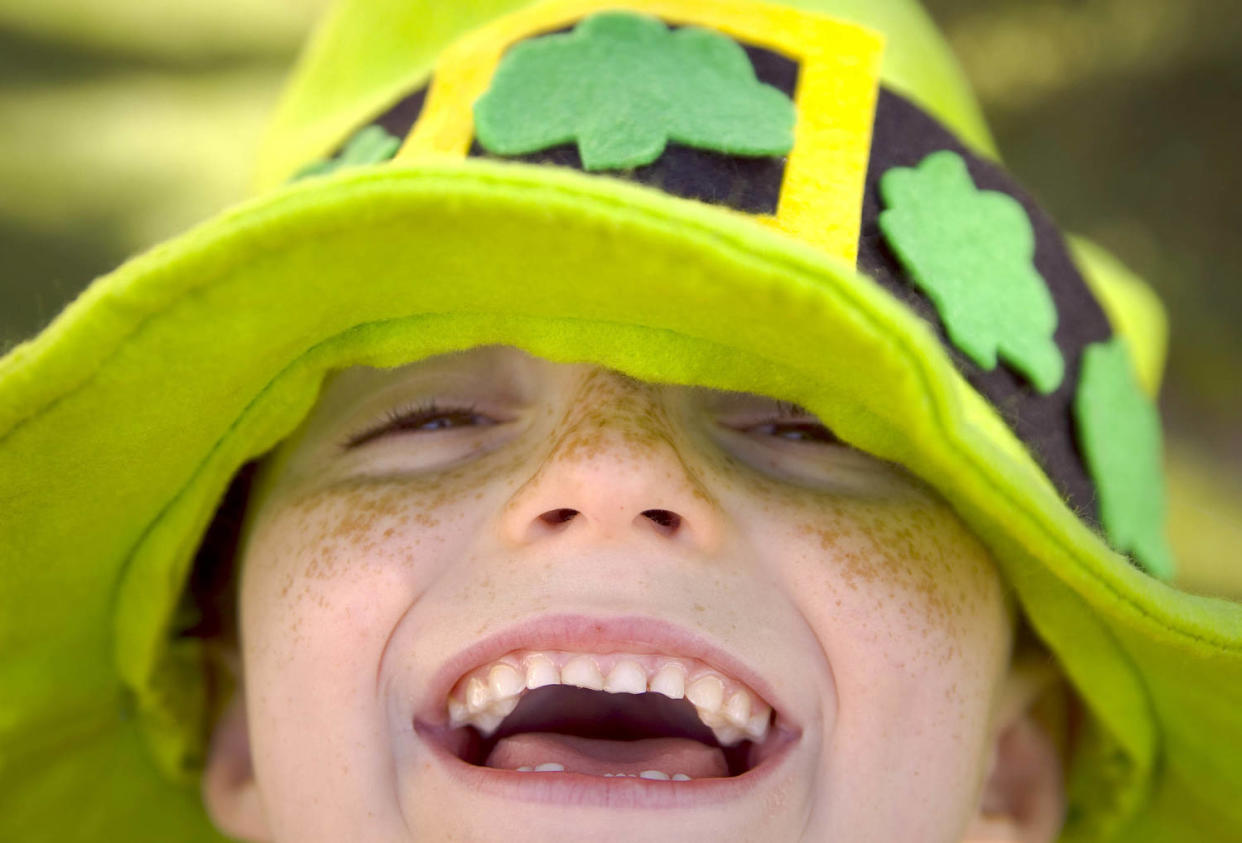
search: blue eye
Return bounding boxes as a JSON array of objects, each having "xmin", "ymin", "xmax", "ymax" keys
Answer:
[{"xmin": 344, "ymin": 401, "xmax": 494, "ymax": 449}]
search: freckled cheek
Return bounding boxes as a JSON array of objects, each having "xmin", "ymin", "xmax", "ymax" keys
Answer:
[
  {"xmin": 756, "ymin": 493, "xmax": 1002, "ymax": 659},
  {"xmin": 699, "ymin": 446, "xmax": 1003, "ymax": 659},
  {"xmin": 240, "ymin": 494, "xmax": 476, "ymax": 672},
  {"xmin": 755, "ymin": 496, "xmax": 1006, "ymax": 784}
]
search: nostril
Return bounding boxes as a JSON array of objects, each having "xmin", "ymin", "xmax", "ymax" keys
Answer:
[
  {"xmin": 641, "ymin": 509, "xmax": 682, "ymax": 532},
  {"xmin": 538, "ymin": 508, "xmax": 579, "ymax": 526}
]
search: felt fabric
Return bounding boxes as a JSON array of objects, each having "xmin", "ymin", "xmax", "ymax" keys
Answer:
[
  {"xmin": 254, "ymin": 0, "xmax": 997, "ymax": 194},
  {"xmin": 390, "ymin": 0, "xmax": 884, "ymax": 266},
  {"xmin": 468, "ymin": 30, "xmax": 799, "ymax": 214},
  {"xmin": 1, "ymin": 2, "xmax": 1237, "ymax": 842},
  {"xmin": 1071, "ymin": 236, "xmax": 1167, "ymax": 398},
  {"xmin": 471, "ymin": 135, "xmax": 789, "ymax": 212},
  {"xmin": 879, "ymin": 150, "xmax": 1064, "ymax": 394},
  {"xmin": 0, "ymin": 157, "xmax": 1226, "ymax": 843},
  {"xmin": 371, "ymin": 85, "xmax": 431, "ymax": 148},
  {"xmin": 286, "ymin": 87, "xmax": 429, "ymax": 185},
  {"xmin": 744, "ymin": 8, "xmax": 882, "ymax": 264},
  {"xmin": 365, "ymin": 61, "xmax": 1135, "ymax": 552},
  {"xmin": 474, "ymin": 12, "xmax": 795, "ymax": 170},
  {"xmin": 859, "ymin": 87, "xmax": 1114, "ymax": 526},
  {"xmin": 307, "ymin": 85, "xmax": 431, "ymax": 168},
  {"xmin": 1075, "ymin": 338, "xmax": 1173, "ymax": 578},
  {"xmin": 293, "ymin": 123, "xmax": 402, "ymax": 181}
]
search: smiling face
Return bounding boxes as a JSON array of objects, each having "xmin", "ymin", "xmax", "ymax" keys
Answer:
[{"xmin": 201, "ymin": 344, "xmax": 1065, "ymax": 842}]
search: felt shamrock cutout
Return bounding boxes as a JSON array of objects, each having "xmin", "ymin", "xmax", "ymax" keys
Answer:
[
  {"xmin": 1075, "ymin": 337, "xmax": 1173, "ymax": 579},
  {"xmin": 474, "ymin": 11, "xmax": 796, "ymax": 172},
  {"xmin": 879, "ymin": 150, "xmax": 1064, "ymax": 394},
  {"xmin": 293, "ymin": 125, "xmax": 402, "ymax": 181}
]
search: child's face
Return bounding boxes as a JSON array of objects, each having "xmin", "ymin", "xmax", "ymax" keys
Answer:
[{"xmin": 208, "ymin": 345, "xmax": 1058, "ymax": 841}]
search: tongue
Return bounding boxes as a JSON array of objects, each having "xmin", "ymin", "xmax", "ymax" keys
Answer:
[{"xmin": 485, "ymin": 733, "xmax": 728, "ymax": 778}]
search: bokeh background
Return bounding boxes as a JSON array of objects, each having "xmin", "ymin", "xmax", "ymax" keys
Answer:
[{"xmin": 2, "ymin": 0, "xmax": 1239, "ymax": 593}]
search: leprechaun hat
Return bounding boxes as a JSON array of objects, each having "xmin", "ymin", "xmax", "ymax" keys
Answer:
[{"xmin": 2, "ymin": 1, "xmax": 1240, "ymax": 841}]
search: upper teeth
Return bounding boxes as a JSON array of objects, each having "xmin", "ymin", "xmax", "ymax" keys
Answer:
[{"xmin": 446, "ymin": 650, "xmax": 773, "ymax": 747}]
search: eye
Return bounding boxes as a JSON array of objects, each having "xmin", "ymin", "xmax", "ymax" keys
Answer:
[
  {"xmin": 344, "ymin": 401, "xmax": 498, "ymax": 449},
  {"xmin": 736, "ymin": 402, "xmax": 842, "ymax": 445},
  {"xmin": 747, "ymin": 420, "xmax": 840, "ymax": 444}
]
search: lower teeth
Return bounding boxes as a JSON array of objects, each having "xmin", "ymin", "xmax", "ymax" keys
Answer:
[{"xmin": 512, "ymin": 767, "xmax": 694, "ymax": 780}]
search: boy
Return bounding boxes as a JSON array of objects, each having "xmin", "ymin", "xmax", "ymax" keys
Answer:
[
  {"xmin": 192, "ymin": 344, "xmax": 1068, "ymax": 841},
  {"xmin": 2, "ymin": 0, "xmax": 1240, "ymax": 841}
]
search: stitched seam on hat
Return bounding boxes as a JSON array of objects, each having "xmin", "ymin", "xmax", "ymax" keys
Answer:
[{"xmin": 3, "ymin": 163, "xmax": 1234, "ymax": 660}]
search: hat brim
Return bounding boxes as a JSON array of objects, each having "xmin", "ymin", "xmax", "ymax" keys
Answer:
[{"xmin": 2, "ymin": 159, "xmax": 1240, "ymax": 842}]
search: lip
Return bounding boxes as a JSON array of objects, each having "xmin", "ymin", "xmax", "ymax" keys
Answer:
[
  {"xmin": 414, "ymin": 718, "xmax": 800, "ymax": 808},
  {"xmin": 410, "ymin": 613, "xmax": 803, "ymax": 807}
]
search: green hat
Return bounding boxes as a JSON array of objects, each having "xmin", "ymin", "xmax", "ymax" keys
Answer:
[{"xmin": 2, "ymin": 0, "xmax": 1239, "ymax": 840}]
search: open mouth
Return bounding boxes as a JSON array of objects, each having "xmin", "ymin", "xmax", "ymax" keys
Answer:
[{"xmin": 423, "ymin": 649, "xmax": 794, "ymax": 782}]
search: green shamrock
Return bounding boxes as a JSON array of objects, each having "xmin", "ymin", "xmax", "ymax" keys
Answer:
[
  {"xmin": 473, "ymin": 11, "xmax": 796, "ymax": 172},
  {"xmin": 878, "ymin": 150, "xmax": 1064, "ymax": 394},
  {"xmin": 1075, "ymin": 337, "xmax": 1173, "ymax": 579},
  {"xmin": 292, "ymin": 125, "xmax": 402, "ymax": 182}
]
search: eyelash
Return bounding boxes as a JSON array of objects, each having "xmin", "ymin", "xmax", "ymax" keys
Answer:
[
  {"xmin": 343, "ymin": 400, "xmax": 491, "ymax": 449},
  {"xmin": 750, "ymin": 402, "xmax": 841, "ymax": 444},
  {"xmin": 343, "ymin": 399, "xmax": 839, "ymax": 449}
]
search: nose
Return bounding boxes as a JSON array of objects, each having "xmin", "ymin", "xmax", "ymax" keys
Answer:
[{"xmin": 498, "ymin": 371, "xmax": 725, "ymax": 553}]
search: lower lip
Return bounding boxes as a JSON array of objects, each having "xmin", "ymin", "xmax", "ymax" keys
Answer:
[{"xmin": 413, "ymin": 722, "xmax": 801, "ymax": 809}]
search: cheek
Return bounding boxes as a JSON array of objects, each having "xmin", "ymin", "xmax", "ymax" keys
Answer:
[
  {"xmin": 238, "ymin": 438, "xmax": 545, "ymax": 680},
  {"xmin": 239, "ymin": 480, "xmax": 478, "ymax": 685},
  {"xmin": 798, "ymin": 500, "xmax": 999, "ymax": 647},
  {"xmin": 813, "ymin": 504, "xmax": 1007, "ymax": 773},
  {"xmin": 748, "ymin": 491, "xmax": 1011, "ymax": 832},
  {"xmin": 701, "ymin": 449, "xmax": 1005, "ymax": 680},
  {"xmin": 236, "ymin": 478, "xmax": 500, "ymax": 811},
  {"xmin": 797, "ymin": 501, "xmax": 1005, "ymax": 715}
]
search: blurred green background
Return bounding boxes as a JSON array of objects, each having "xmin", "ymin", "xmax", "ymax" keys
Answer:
[{"xmin": 1, "ymin": 0, "xmax": 1239, "ymax": 593}]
